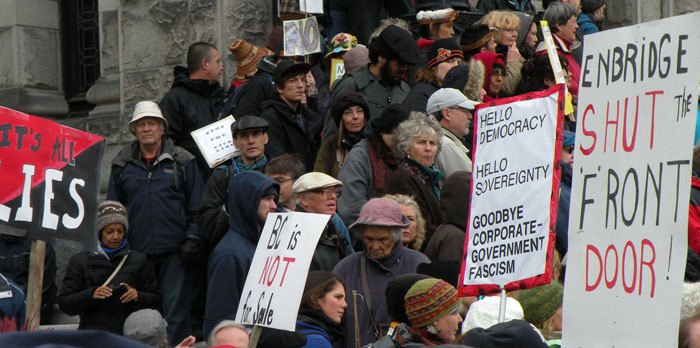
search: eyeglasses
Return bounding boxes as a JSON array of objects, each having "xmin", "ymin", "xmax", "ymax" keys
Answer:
[
  {"xmin": 492, "ymin": 67, "xmax": 507, "ymax": 77},
  {"xmin": 271, "ymin": 176, "xmax": 294, "ymax": 184},
  {"xmin": 311, "ymin": 188, "xmax": 342, "ymax": 198}
]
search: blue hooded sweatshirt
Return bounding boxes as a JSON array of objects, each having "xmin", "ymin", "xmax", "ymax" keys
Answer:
[{"xmin": 203, "ymin": 171, "xmax": 279, "ymax": 338}]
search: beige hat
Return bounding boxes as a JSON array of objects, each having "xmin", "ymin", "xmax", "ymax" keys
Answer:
[
  {"xmin": 292, "ymin": 172, "xmax": 342, "ymax": 194},
  {"xmin": 129, "ymin": 101, "xmax": 168, "ymax": 134}
]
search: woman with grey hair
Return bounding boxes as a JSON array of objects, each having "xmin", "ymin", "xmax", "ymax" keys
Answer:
[
  {"xmin": 385, "ymin": 112, "xmax": 444, "ymax": 247},
  {"xmin": 536, "ymin": 2, "xmax": 581, "ymax": 97}
]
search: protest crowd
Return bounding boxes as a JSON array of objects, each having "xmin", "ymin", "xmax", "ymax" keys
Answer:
[{"xmin": 3, "ymin": 0, "xmax": 700, "ymax": 347}]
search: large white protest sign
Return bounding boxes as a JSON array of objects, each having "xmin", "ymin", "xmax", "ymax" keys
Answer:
[
  {"xmin": 283, "ymin": 17, "xmax": 321, "ymax": 56},
  {"xmin": 563, "ymin": 12, "xmax": 700, "ymax": 347},
  {"xmin": 235, "ymin": 212, "xmax": 330, "ymax": 331},
  {"xmin": 459, "ymin": 86, "xmax": 563, "ymax": 296},
  {"xmin": 191, "ymin": 116, "xmax": 236, "ymax": 168}
]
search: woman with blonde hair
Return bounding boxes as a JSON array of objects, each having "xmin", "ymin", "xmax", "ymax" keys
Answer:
[
  {"xmin": 384, "ymin": 194, "xmax": 426, "ymax": 251},
  {"xmin": 477, "ymin": 11, "xmax": 524, "ymax": 96}
]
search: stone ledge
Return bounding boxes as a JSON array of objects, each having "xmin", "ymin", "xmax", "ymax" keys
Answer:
[{"xmin": 0, "ymin": 87, "xmax": 68, "ymax": 117}]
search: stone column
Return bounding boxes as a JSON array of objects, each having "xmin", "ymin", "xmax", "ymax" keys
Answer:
[{"xmin": 0, "ymin": 0, "xmax": 68, "ymax": 116}]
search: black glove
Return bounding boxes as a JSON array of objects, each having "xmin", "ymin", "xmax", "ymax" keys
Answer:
[{"xmin": 181, "ymin": 235, "xmax": 201, "ymax": 266}]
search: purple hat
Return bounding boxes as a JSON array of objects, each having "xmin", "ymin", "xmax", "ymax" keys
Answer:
[{"xmin": 349, "ymin": 198, "xmax": 411, "ymax": 230}]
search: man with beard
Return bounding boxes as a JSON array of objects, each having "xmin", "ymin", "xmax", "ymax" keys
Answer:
[{"xmin": 322, "ymin": 25, "xmax": 419, "ymax": 143}]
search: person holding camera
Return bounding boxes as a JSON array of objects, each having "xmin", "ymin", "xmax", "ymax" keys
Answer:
[{"xmin": 58, "ymin": 201, "xmax": 160, "ymax": 335}]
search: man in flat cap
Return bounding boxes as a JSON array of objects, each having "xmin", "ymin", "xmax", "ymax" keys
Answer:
[
  {"xmin": 322, "ymin": 25, "xmax": 420, "ymax": 143},
  {"xmin": 198, "ymin": 115, "xmax": 272, "ymax": 248},
  {"xmin": 292, "ymin": 172, "xmax": 353, "ymax": 271}
]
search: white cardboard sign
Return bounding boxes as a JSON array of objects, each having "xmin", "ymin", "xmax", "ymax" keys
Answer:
[
  {"xmin": 460, "ymin": 87, "xmax": 561, "ymax": 295},
  {"xmin": 190, "ymin": 115, "xmax": 237, "ymax": 168},
  {"xmin": 235, "ymin": 212, "xmax": 330, "ymax": 331},
  {"xmin": 563, "ymin": 12, "xmax": 700, "ymax": 348}
]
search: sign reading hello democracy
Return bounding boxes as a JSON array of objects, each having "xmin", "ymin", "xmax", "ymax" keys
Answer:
[
  {"xmin": 235, "ymin": 212, "xmax": 329, "ymax": 331},
  {"xmin": 562, "ymin": 12, "xmax": 700, "ymax": 348},
  {"xmin": 459, "ymin": 86, "xmax": 563, "ymax": 296}
]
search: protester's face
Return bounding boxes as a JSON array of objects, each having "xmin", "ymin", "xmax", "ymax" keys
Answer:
[
  {"xmin": 381, "ymin": 133, "xmax": 396, "ymax": 150},
  {"xmin": 300, "ymin": 186, "xmax": 341, "ymax": 215},
  {"xmin": 489, "ymin": 66, "xmax": 506, "ymax": 96},
  {"xmin": 380, "ymin": 58, "xmax": 408, "ymax": 87},
  {"xmin": 496, "ymin": 27, "xmax": 518, "ymax": 46},
  {"xmin": 318, "ymin": 282, "xmax": 347, "ymax": 324},
  {"xmin": 435, "ymin": 21, "xmax": 455, "ymax": 40},
  {"xmin": 257, "ymin": 195, "xmax": 277, "ymax": 225},
  {"xmin": 267, "ymin": 173, "xmax": 295, "ymax": 210},
  {"xmin": 101, "ymin": 223, "xmax": 126, "ymax": 249},
  {"xmin": 206, "ymin": 49, "xmax": 224, "ymax": 83},
  {"xmin": 446, "ymin": 107, "xmax": 472, "ymax": 136},
  {"xmin": 562, "ymin": 145, "xmax": 574, "ymax": 164},
  {"xmin": 399, "ymin": 205, "xmax": 417, "ymax": 246},
  {"xmin": 362, "ymin": 226, "xmax": 396, "ymax": 259},
  {"xmin": 407, "ymin": 132, "xmax": 438, "ymax": 167},
  {"xmin": 214, "ymin": 326, "xmax": 250, "ymax": 347},
  {"xmin": 552, "ymin": 307, "xmax": 563, "ymax": 332},
  {"xmin": 278, "ymin": 73, "xmax": 307, "ymax": 103},
  {"xmin": 433, "ymin": 308, "xmax": 463, "ymax": 343},
  {"xmin": 527, "ymin": 23, "xmax": 538, "ymax": 48},
  {"xmin": 557, "ymin": 15, "xmax": 579, "ymax": 42},
  {"xmin": 342, "ymin": 106, "xmax": 366, "ymax": 135},
  {"xmin": 134, "ymin": 117, "xmax": 164, "ymax": 147},
  {"xmin": 435, "ymin": 58, "xmax": 462, "ymax": 84},
  {"xmin": 233, "ymin": 130, "xmax": 268, "ymax": 164}
]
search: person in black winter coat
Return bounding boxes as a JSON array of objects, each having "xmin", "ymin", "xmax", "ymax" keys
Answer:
[
  {"xmin": 261, "ymin": 60, "xmax": 323, "ymax": 171},
  {"xmin": 159, "ymin": 42, "xmax": 226, "ymax": 177},
  {"xmin": 57, "ymin": 201, "xmax": 159, "ymax": 335}
]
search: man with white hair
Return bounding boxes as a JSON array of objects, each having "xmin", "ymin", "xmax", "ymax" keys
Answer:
[
  {"xmin": 427, "ymin": 88, "xmax": 478, "ymax": 177},
  {"xmin": 207, "ymin": 320, "xmax": 249, "ymax": 348}
]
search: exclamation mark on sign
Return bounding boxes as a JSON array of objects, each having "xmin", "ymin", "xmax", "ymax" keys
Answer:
[{"xmin": 667, "ymin": 235, "xmax": 673, "ymax": 280}]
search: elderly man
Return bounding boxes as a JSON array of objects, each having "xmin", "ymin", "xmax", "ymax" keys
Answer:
[
  {"xmin": 333, "ymin": 198, "xmax": 430, "ymax": 347},
  {"xmin": 207, "ymin": 320, "xmax": 249, "ymax": 348},
  {"xmin": 198, "ymin": 115, "xmax": 271, "ymax": 247},
  {"xmin": 427, "ymin": 88, "xmax": 478, "ymax": 177},
  {"xmin": 108, "ymin": 101, "xmax": 204, "ymax": 343},
  {"xmin": 292, "ymin": 172, "xmax": 353, "ymax": 271}
]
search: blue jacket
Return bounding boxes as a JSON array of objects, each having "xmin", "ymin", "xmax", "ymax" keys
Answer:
[
  {"xmin": 577, "ymin": 13, "xmax": 600, "ymax": 36},
  {"xmin": 203, "ymin": 171, "xmax": 279, "ymax": 338},
  {"xmin": 107, "ymin": 139, "xmax": 204, "ymax": 255},
  {"xmin": 296, "ymin": 320, "xmax": 333, "ymax": 348}
]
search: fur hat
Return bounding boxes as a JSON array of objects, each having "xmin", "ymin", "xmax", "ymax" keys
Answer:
[
  {"xmin": 229, "ymin": 39, "xmax": 273, "ymax": 82},
  {"xmin": 417, "ymin": 8, "xmax": 458, "ymax": 25},
  {"xmin": 517, "ymin": 282, "xmax": 563, "ymax": 325},
  {"xmin": 404, "ymin": 278, "xmax": 460, "ymax": 328},
  {"xmin": 97, "ymin": 201, "xmax": 128, "ymax": 233}
]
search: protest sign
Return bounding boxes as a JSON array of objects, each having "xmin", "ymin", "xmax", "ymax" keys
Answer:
[
  {"xmin": 459, "ymin": 86, "xmax": 564, "ymax": 296},
  {"xmin": 330, "ymin": 58, "xmax": 345, "ymax": 88},
  {"xmin": 235, "ymin": 212, "xmax": 330, "ymax": 331},
  {"xmin": 191, "ymin": 115, "xmax": 237, "ymax": 168},
  {"xmin": 562, "ymin": 12, "xmax": 700, "ymax": 347},
  {"xmin": 0, "ymin": 107, "xmax": 105, "ymax": 250},
  {"xmin": 299, "ymin": 0, "xmax": 323, "ymax": 14},
  {"xmin": 283, "ymin": 17, "xmax": 321, "ymax": 56}
]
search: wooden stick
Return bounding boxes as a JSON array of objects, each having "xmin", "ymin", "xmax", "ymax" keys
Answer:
[
  {"xmin": 248, "ymin": 325, "xmax": 263, "ymax": 348},
  {"xmin": 24, "ymin": 240, "xmax": 46, "ymax": 331}
]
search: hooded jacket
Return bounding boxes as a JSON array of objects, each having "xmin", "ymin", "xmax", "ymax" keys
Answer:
[
  {"xmin": 204, "ymin": 171, "xmax": 279, "ymax": 338},
  {"xmin": 57, "ymin": 246, "xmax": 160, "ymax": 335},
  {"xmin": 159, "ymin": 66, "xmax": 226, "ymax": 175},
  {"xmin": 261, "ymin": 95, "xmax": 323, "ymax": 171},
  {"xmin": 424, "ymin": 171, "xmax": 471, "ymax": 262},
  {"xmin": 333, "ymin": 243, "xmax": 430, "ymax": 348},
  {"xmin": 472, "ymin": 52, "xmax": 507, "ymax": 102},
  {"xmin": 232, "ymin": 57, "xmax": 277, "ymax": 117},
  {"xmin": 107, "ymin": 138, "xmax": 204, "ymax": 255}
]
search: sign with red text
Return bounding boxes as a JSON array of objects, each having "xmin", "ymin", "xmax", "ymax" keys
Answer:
[
  {"xmin": 0, "ymin": 107, "xmax": 105, "ymax": 250},
  {"xmin": 235, "ymin": 212, "xmax": 329, "ymax": 331},
  {"xmin": 459, "ymin": 86, "xmax": 563, "ymax": 296},
  {"xmin": 563, "ymin": 12, "xmax": 700, "ymax": 348}
]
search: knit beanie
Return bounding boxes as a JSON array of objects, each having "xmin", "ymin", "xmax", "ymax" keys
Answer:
[
  {"xmin": 581, "ymin": 0, "xmax": 605, "ymax": 13},
  {"xmin": 96, "ymin": 201, "xmax": 129, "ymax": 233},
  {"xmin": 330, "ymin": 92, "xmax": 370, "ymax": 126},
  {"xmin": 123, "ymin": 309, "xmax": 167, "ymax": 346},
  {"xmin": 517, "ymin": 282, "xmax": 564, "ymax": 325},
  {"xmin": 404, "ymin": 278, "xmax": 460, "ymax": 328}
]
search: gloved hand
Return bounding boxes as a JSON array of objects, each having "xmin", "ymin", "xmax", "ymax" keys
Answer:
[{"xmin": 181, "ymin": 235, "xmax": 201, "ymax": 266}]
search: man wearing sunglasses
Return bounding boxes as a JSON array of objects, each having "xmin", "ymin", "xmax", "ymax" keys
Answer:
[{"xmin": 292, "ymin": 172, "xmax": 354, "ymax": 271}]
